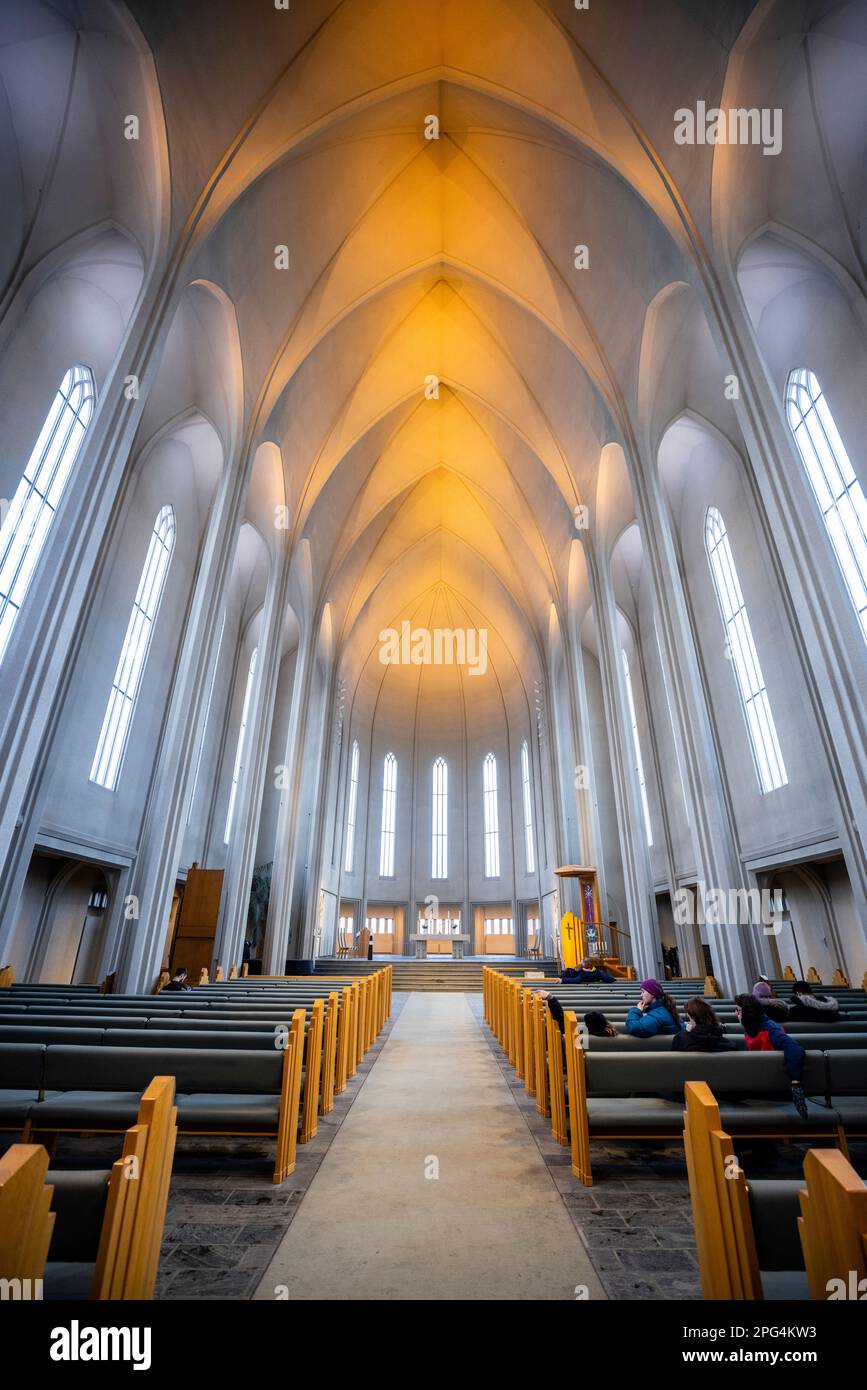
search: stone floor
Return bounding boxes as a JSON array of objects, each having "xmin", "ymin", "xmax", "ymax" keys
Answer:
[{"xmin": 469, "ymin": 995, "xmax": 867, "ymax": 1301}]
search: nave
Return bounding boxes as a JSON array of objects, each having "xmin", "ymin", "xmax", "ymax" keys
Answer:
[
  {"xmin": 1, "ymin": 0, "xmax": 867, "ymax": 1338},
  {"xmin": 256, "ymin": 993, "xmax": 605, "ymax": 1302}
]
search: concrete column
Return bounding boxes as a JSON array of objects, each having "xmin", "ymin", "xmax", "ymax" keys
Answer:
[
  {"xmin": 295, "ymin": 673, "xmax": 333, "ymax": 956},
  {"xmin": 262, "ymin": 621, "xmax": 317, "ymax": 974},
  {"xmin": 586, "ymin": 548, "xmax": 661, "ymax": 981},
  {"xmin": 113, "ymin": 452, "xmax": 254, "ymax": 992},
  {"xmin": 623, "ymin": 452, "xmax": 759, "ymax": 995},
  {"xmin": 565, "ymin": 627, "xmax": 612, "ymax": 925},
  {"xmin": 213, "ymin": 552, "xmax": 287, "ymax": 973}
]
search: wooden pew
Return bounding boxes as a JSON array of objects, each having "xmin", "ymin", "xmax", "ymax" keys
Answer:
[
  {"xmin": 0, "ymin": 1075, "xmax": 176, "ymax": 1299},
  {"xmin": 799, "ymin": 1146, "xmax": 867, "ymax": 1299},
  {"xmin": 683, "ymin": 1079, "xmax": 766, "ymax": 1299},
  {"xmin": 17, "ymin": 1020, "xmax": 306, "ymax": 1184},
  {"xmin": 684, "ymin": 1080, "xmax": 867, "ymax": 1301},
  {"xmin": 562, "ymin": 1013, "xmax": 842, "ymax": 1186}
]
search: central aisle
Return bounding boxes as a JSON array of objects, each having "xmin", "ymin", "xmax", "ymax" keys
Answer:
[{"xmin": 255, "ymin": 992, "xmax": 606, "ymax": 1300}]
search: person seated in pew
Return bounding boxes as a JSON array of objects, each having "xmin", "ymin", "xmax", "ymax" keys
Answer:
[
  {"xmin": 751, "ymin": 980, "xmax": 791, "ymax": 1022},
  {"xmin": 734, "ymin": 993, "xmax": 809, "ymax": 1120},
  {"xmin": 561, "ymin": 958, "xmax": 616, "ymax": 984},
  {"xmin": 162, "ymin": 966, "xmax": 193, "ymax": 993},
  {"xmin": 786, "ymin": 979, "xmax": 842, "ymax": 1022},
  {"xmin": 539, "ymin": 996, "xmax": 616, "ymax": 1040},
  {"xmin": 625, "ymin": 979, "xmax": 681, "ymax": 1037},
  {"xmin": 583, "ymin": 1010, "xmax": 618, "ymax": 1038},
  {"xmin": 672, "ymin": 997, "xmax": 733, "ymax": 1052}
]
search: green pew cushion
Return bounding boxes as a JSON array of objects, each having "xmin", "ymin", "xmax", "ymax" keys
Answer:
[
  {"xmin": 34, "ymin": 1090, "xmax": 283, "ymax": 1132},
  {"xmin": 43, "ymin": 1263, "xmax": 95, "ymax": 1300},
  {"xmin": 826, "ymin": 1052, "xmax": 867, "ymax": 1093},
  {"xmin": 47, "ymin": 1170, "xmax": 110, "ymax": 1261},
  {"xmin": 582, "ymin": 1050, "xmax": 828, "ymax": 1097},
  {"xmin": 747, "ymin": 1179, "xmax": 806, "ymax": 1271},
  {"xmin": 42, "ymin": 1044, "xmax": 283, "ymax": 1095},
  {"xmin": 0, "ymin": 1089, "xmax": 41, "ymax": 1123},
  {"xmin": 0, "ymin": 1041, "xmax": 46, "ymax": 1087},
  {"xmin": 103, "ymin": 1029, "xmax": 280, "ymax": 1050},
  {"xmin": 0, "ymin": 1027, "xmax": 104, "ymax": 1046}
]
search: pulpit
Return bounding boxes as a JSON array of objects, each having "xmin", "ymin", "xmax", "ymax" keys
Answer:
[{"xmin": 554, "ymin": 865, "xmax": 603, "ymax": 968}]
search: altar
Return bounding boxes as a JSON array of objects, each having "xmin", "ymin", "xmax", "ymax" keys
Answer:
[{"xmin": 408, "ymin": 932, "xmax": 471, "ymax": 959}]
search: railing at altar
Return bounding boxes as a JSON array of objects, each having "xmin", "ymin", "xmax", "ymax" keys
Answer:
[{"xmin": 555, "ymin": 913, "xmax": 630, "ymax": 970}]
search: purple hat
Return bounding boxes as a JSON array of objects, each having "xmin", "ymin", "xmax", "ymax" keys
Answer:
[
  {"xmin": 752, "ymin": 981, "xmax": 772, "ymax": 999},
  {"xmin": 640, "ymin": 979, "xmax": 663, "ymax": 999}
]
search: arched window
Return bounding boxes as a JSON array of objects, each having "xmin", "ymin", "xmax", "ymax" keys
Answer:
[
  {"xmin": 224, "ymin": 647, "xmax": 258, "ymax": 843},
  {"xmin": 621, "ymin": 650, "xmax": 653, "ymax": 846},
  {"xmin": 704, "ymin": 506, "xmax": 787, "ymax": 793},
  {"xmin": 520, "ymin": 739, "xmax": 535, "ymax": 875},
  {"xmin": 432, "ymin": 756, "xmax": 448, "ymax": 878},
  {"xmin": 786, "ymin": 368, "xmax": 867, "ymax": 640},
  {"xmin": 344, "ymin": 739, "xmax": 360, "ymax": 873},
  {"xmin": 0, "ymin": 365, "xmax": 95, "ymax": 662},
  {"xmin": 483, "ymin": 752, "xmax": 500, "ymax": 877},
  {"xmin": 90, "ymin": 505, "xmax": 175, "ymax": 790},
  {"xmin": 379, "ymin": 752, "xmax": 397, "ymax": 876}
]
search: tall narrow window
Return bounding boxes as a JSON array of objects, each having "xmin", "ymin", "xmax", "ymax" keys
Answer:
[
  {"xmin": 344, "ymin": 739, "xmax": 360, "ymax": 873},
  {"xmin": 483, "ymin": 752, "xmax": 500, "ymax": 877},
  {"xmin": 621, "ymin": 649, "xmax": 654, "ymax": 846},
  {"xmin": 187, "ymin": 610, "xmax": 226, "ymax": 824},
  {"xmin": 0, "ymin": 365, "xmax": 95, "ymax": 662},
  {"xmin": 90, "ymin": 505, "xmax": 175, "ymax": 790},
  {"xmin": 520, "ymin": 740, "xmax": 535, "ymax": 875},
  {"xmin": 379, "ymin": 752, "xmax": 397, "ymax": 876},
  {"xmin": 704, "ymin": 506, "xmax": 787, "ymax": 793},
  {"xmin": 224, "ymin": 647, "xmax": 258, "ymax": 843},
  {"xmin": 432, "ymin": 756, "xmax": 448, "ymax": 878},
  {"xmin": 786, "ymin": 368, "xmax": 867, "ymax": 641}
]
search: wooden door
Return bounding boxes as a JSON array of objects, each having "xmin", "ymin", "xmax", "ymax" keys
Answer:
[{"xmin": 170, "ymin": 868, "xmax": 224, "ymax": 979}]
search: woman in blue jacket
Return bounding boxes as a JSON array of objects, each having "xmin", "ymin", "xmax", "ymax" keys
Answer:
[{"xmin": 625, "ymin": 979, "xmax": 681, "ymax": 1037}]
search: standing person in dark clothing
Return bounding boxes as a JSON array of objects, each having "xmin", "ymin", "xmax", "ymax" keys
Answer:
[
  {"xmin": 672, "ymin": 997, "xmax": 732, "ymax": 1052},
  {"xmin": 735, "ymin": 993, "xmax": 809, "ymax": 1119}
]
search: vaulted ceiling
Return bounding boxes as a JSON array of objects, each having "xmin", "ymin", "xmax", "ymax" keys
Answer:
[{"xmin": 7, "ymin": 0, "xmax": 866, "ymax": 710}]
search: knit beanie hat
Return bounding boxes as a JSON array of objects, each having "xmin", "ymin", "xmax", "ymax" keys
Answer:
[
  {"xmin": 752, "ymin": 981, "xmax": 772, "ymax": 999},
  {"xmin": 640, "ymin": 979, "xmax": 663, "ymax": 999}
]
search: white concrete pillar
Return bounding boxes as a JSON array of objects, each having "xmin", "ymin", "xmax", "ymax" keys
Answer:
[
  {"xmin": 586, "ymin": 548, "xmax": 661, "ymax": 981},
  {"xmin": 624, "ymin": 449, "xmax": 760, "ymax": 994},
  {"xmin": 113, "ymin": 454, "xmax": 255, "ymax": 992},
  {"xmin": 213, "ymin": 553, "xmax": 287, "ymax": 973},
  {"xmin": 262, "ymin": 621, "xmax": 317, "ymax": 974}
]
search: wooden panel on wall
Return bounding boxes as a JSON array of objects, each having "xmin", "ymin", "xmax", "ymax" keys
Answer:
[{"xmin": 170, "ymin": 868, "xmax": 224, "ymax": 979}]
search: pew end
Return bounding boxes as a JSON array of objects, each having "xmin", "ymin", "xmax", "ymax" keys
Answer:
[
  {"xmin": 798, "ymin": 1147, "xmax": 867, "ymax": 1300},
  {"xmin": 0, "ymin": 1143, "xmax": 56, "ymax": 1286}
]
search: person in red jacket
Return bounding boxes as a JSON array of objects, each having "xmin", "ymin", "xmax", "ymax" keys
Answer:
[{"xmin": 735, "ymin": 993, "xmax": 809, "ymax": 1120}]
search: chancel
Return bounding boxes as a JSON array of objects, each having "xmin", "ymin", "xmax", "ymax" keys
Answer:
[{"xmin": 0, "ymin": 0, "xmax": 866, "ymax": 1322}]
